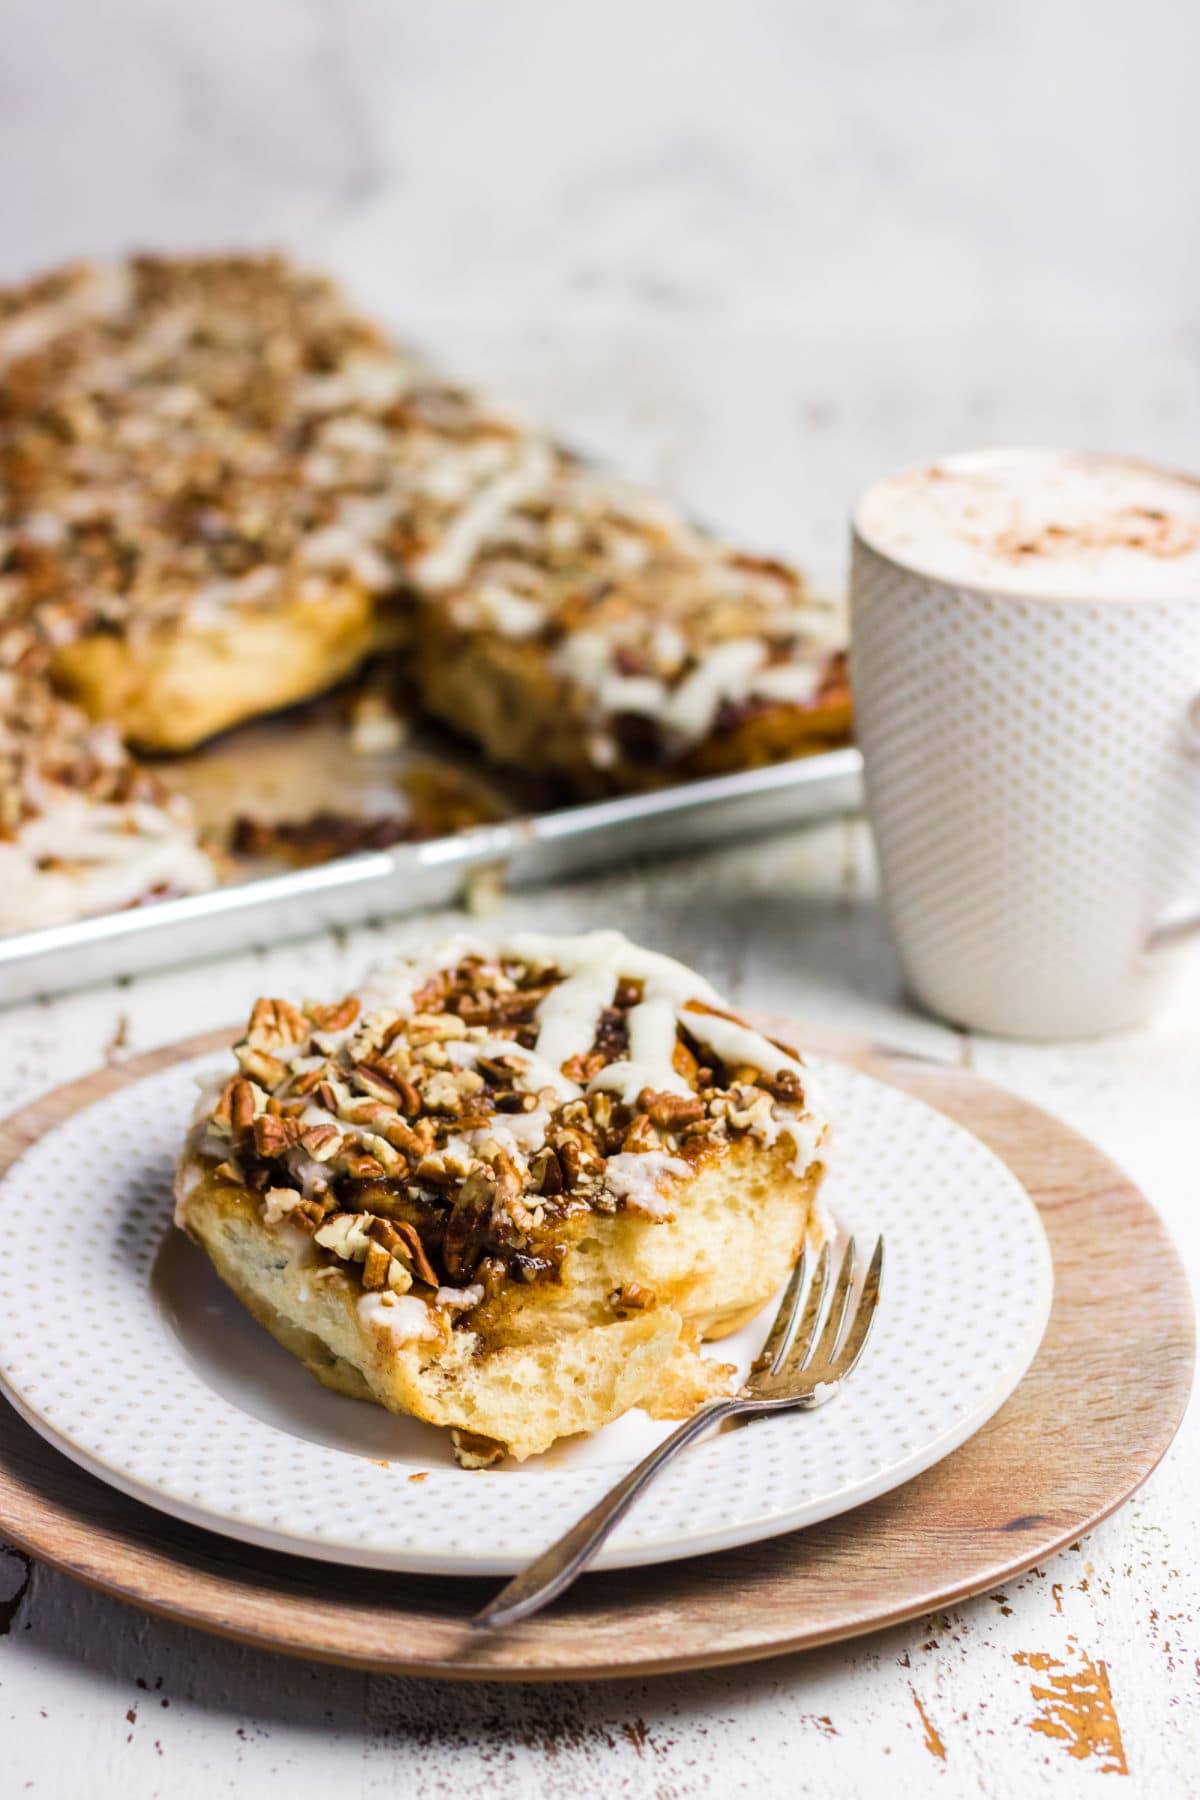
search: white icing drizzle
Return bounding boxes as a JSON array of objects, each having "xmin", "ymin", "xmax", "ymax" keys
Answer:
[
  {"xmin": 603, "ymin": 1151, "xmax": 691, "ymax": 1218},
  {"xmin": 355, "ymin": 934, "xmax": 487, "ymax": 1018},
  {"xmin": 434, "ymin": 1283, "xmax": 485, "ymax": 1311},
  {"xmin": 353, "ymin": 929, "xmax": 830, "ymax": 1193},
  {"xmin": 358, "ymin": 1292, "xmax": 437, "ymax": 1343},
  {"xmin": 532, "ymin": 962, "xmax": 619, "ymax": 1073},
  {"xmin": 660, "ymin": 638, "xmax": 765, "ymax": 739},
  {"xmin": 508, "ymin": 930, "xmax": 829, "ymax": 1173},
  {"xmin": 469, "ymin": 581, "xmax": 546, "ymax": 638},
  {"xmin": 0, "ymin": 793, "xmax": 215, "ymax": 934},
  {"xmin": 411, "ymin": 438, "xmax": 555, "ymax": 590},
  {"xmin": 553, "ymin": 626, "xmax": 828, "ymax": 758}
]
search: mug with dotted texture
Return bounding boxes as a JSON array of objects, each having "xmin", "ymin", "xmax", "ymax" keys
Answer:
[{"xmin": 849, "ymin": 449, "xmax": 1200, "ymax": 1039}]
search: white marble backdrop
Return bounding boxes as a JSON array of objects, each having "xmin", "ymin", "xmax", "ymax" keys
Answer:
[
  {"xmin": 3, "ymin": 0, "xmax": 1199, "ymax": 333},
  {"xmin": 4, "ymin": 0, "xmax": 1200, "ymax": 594}
]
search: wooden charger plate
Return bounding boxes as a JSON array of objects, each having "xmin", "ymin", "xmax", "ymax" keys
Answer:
[{"xmin": 0, "ymin": 1023, "xmax": 1191, "ymax": 1681}]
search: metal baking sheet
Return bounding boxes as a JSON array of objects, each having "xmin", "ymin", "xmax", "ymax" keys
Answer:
[{"xmin": 0, "ymin": 699, "xmax": 862, "ymax": 1006}]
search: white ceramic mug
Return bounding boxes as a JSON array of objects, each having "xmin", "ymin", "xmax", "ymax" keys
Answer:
[{"xmin": 849, "ymin": 449, "xmax": 1200, "ymax": 1038}]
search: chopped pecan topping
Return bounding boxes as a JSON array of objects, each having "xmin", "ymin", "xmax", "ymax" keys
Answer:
[
  {"xmin": 389, "ymin": 1220, "xmax": 439, "ymax": 1286},
  {"xmin": 760, "ymin": 1067, "xmax": 807, "ymax": 1104},
  {"xmin": 622, "ymin": 1112, "xmax": 660, "ymax": 1154},
  {"xmin": 494, "ymin": 1090, "xmax": 537, "ymax": 1113},
  {"xmin": 253, "ymin": 1114, "xmax": 302, "ymax": 1157},
  {"xmin": 608, "ymin": 1282, "xmax": 656, "ymax": 1316},
  {"xmin": 451, "ymin": 1429, "xmax": 506, "ymax": 1470},
  {"xmin": 638, "ymin": 1088, "xmax": 705, "ymax": 1130},
  {"xmin": 299, "ymin": 1123, "xmax": 342, "ymax": 1161},
  {"xmin": 228, "ymin": 1077, "xmax": 258, "ymax": 1138},
  {"xmin": 306, "ymin": 996, "xmax": 361, "ymax": 1033},
  {"xmin": 236, "ymin": 1044, "xmax": 288, "ymax": 1089},
  {"xmin": 350, "ymin": 1061, "xmax": 418, "ymax": 1111},
  {"xmin": 561, "ymin": 1049, "xmax": 606, "ymax": 1082},
  {"xmin": 195, "ymin": 939, "xmax": 825, "ymax": 1308},
  {"xmin": 342, "ymin": 1151, "xmax": 387, "ymax": 1179},
  {"xmin": 361, "ymin": 1240, "xmax": 392, "ymax": 1291},
  {"xmin": 247, "ymin": 997, "xmax": 309, "ymax": 1053}
]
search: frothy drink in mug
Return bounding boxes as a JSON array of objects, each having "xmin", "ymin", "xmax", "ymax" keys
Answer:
[{"xmin": 850, "ymin": 450, "xmax": 1200, "ymax": 1038}]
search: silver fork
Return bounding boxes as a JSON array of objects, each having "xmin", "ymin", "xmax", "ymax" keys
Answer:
[{"xmin": 472, "ymin": 1234, "xmax": 884, "ymax": 1631}]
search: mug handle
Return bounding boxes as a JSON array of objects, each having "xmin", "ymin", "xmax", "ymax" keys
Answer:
[{"xmin": 1146, "ymin": 692, "xmax": 1200, "ymax": 951}]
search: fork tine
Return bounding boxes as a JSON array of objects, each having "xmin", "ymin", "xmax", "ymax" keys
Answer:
[
  {"xmin": 783, "ymin": 1240, "xmax": 832, "ymax": 1372},
  {"xmin": 805, "ymin": 1236, "xmax": 857, "ymax": 1371},
  {"xmin": 827, "ymin": 1236, "xmax": 885, "ymax": 1379},
  {"xmin": 752, "ymin": 1247, "xmax": 808, "ymax": 1376}
]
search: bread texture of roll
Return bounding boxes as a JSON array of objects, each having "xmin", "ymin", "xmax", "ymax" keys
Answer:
[
  {"xmin": 415, "ymin": 462, "xmax": 851, "ymax": 794},
  {"xmin": 175, "ymin": 929, "xmax": 830, "ymax": 1463}
]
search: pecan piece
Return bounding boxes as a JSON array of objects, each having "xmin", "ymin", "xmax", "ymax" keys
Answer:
[
  {"xmin": 289, "ymin": 1200, "xmax": 326, "ymax": 1233},
  {"xmin": 672, "ymin": 1036, "xmax": 701, "ymax": 1085},
  {"xmin": 253, "ymin": 1113, "xmax": 302, "ymax": 1157},
  {"xmin": 228, "ymin": 1076, "xmax": 258, "ymax": 1138},
  {"xmin": 390, "ymin": 1220, "xmax": 439, "ymax": 1287},
  {"xmin": 377, "ymin": 1114, "xmax": 425, "ymax": 1159},
  {"xmin": 236, "ymin": 1043, "xmax": 287, "ymax": 1088},
  {"xmin": 361, "ymin": 1240, "xmax": 392, "ymax": 1291},
  {"xmin": 442, "ymin": 1179, "xmax": 491, "ymax": 1280},
  {"xmin": 532, "ymin": 1147, "xmax": 564, "ymax": 1196},
  {"xmin": 622, "ymin": 1112, "xmax": 661, "ymax": 1154},
  {"xmin": 299, "ymin": 1123, "xmax": 342, "ymax": 1161},
  {"xmin": 421, "ymin": 1070, "xmax": 463, "ymax": 1113},
  {"xmin": 588, "ymin": 1091, "xmax": 614, "ymax": 1132},
  {"xmin": 306, "ymin": 995, "xmax": 360, "ymax": 1032},
  {"xmin": 290, "ymin": 1065, "xmax": 327, "ymax": 1097},
  {"xmin": 451, "ymin": 1429, "xmax": 506, "ymax": 1470},
  {"xmin": 247, "ymin": 996, "xmax": 309, "ymax": 1053},
  {"xmin": 210, "ymin": 1077, "xmax": 237, "ymax": 1135},
  {"xmin": 638, "ymin": 1088, "xmax": 705, "ymax": 1130},
  {"xmin": 561, "ymin": 1049, "xmax": 605, "ymax": 1083},
  {"xmin": 608, "ymin": 1282, "xmax": 656, "ymax": 1316},
  {"xmin": 476, "ymin": 1054, "xmax": 521, "ymax": 1084},
  {"xmin": 350, "ymin": 1061, "xmax": 415, "ymax": 1110},
  {"xmin": 760, "ymin": 1067, "xmax": 807, "ymax": 1104},
  {"xmin": 341, "ymin": 1151, "xmax": 386, "ymax": 1179},
  {"xmin": 491, "ymin": 1150, "xmax": 535, "ymax": 1230},
  {"xmin": 494, "ymin": 1090, "xmax": 537, "ymax": 1113}
]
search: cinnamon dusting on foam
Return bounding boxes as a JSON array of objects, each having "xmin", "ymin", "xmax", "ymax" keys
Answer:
[{"xmin": 856, "ymin": 450, "xmax": 1200, "ymax": 601}]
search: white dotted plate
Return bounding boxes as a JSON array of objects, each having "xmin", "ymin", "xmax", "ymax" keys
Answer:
[{"xmin": 0, "ymin": 1054, "xmax": 1052, "ymax": 1575}]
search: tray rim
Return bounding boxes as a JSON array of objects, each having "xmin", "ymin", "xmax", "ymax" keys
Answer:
[
  {"xmin": 0, "ymin": 747, "xmax": 863, "ymax": 1007},
  {"xmin": 0, "ymin": 1020, "xmax": 1191, "ymax": 1681}
]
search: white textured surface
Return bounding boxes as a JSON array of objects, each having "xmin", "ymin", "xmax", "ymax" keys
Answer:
[
  {"xmin": 0, "ymin": 815, "xmax": 1196, "ymax": 1794},
  {"xmin": 0, "ymin": 1054, "xmax": 1051, "ymax": 1572},
  {"xmin": 3, "ymin": 0, "xmax": 1200, "ymax": 335}
]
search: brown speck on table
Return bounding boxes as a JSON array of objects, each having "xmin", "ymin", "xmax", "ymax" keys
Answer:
[
  {"xmin": 621, "ymin": 1718, "xmax": 649, "ymax": 1755},
  {"xmin": 799, "ymin": 1714, "xmax": 839, "ymax": 1737},
  {"xmin": 408, "ymin": 1470, "xmax": 429, "ymax": 1483},
  {"xmin": 909, "ymin": 1687, "xmax": 946, "ymax": 1760},
  {"xmin": 1013, "ymin": 1641, "xmax": 1129, "ymax": 1775}
]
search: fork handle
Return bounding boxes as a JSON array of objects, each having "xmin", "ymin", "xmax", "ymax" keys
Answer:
[{"xmin": 472, "ymin": 1395, "xmax": 743, "ymax": 1630}]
